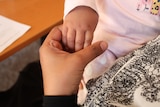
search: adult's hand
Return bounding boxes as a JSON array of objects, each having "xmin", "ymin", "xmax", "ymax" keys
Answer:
[{"xmin": 39, "ymin": 25, "xmax": 107, "ymax": 96}]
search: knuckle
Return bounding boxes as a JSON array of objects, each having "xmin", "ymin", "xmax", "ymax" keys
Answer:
[
  {"xmin": 85, "ymin": 25, "xmax": 92, "ymax": 30},
  {"xmin": 85, "ymin": 39, "xmax": 92, "ymax": 44},
  {"xmin": 76, "ymin": 40, "xmax": 84, "ymax": 46},
  {"xmin": 77, "ymin": 24, "xmax": 91, "ymax": 31},
  {"xmin": 68, "ymin": 36, "xmax": 75, "ymax": 42}
]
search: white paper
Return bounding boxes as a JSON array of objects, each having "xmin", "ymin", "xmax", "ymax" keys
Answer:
[{"xmin": 0, "ymin": 15, "xmax": 31, "ymax": 53}]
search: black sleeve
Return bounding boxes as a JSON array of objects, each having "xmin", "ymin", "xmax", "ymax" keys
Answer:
[{"xmin": 43, "ymin": 95, "xmax": 79, "ymax": 107}]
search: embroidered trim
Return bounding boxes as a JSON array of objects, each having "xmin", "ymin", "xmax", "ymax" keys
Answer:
[{"xmin": 82, "ymin": 35, "xmax": 160, "ymax": 107}]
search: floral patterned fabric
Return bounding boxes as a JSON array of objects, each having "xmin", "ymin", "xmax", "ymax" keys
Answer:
[{"xmin": 82, "ymin": 35, "xmax": 160, "ymax": 107}]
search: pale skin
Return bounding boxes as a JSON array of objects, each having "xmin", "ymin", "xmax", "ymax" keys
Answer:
[
  {"xmin": 62, "ymin": 6, "xmax": 98, "ymax": 52},
  {"xmin": 39, "ymin": 25, "xmax": 107, "ymax": 95}
]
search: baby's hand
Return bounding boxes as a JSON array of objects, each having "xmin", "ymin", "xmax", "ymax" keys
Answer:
[{"xmin": 62, "ymin": 6, "xmax": 98, "ymax": 52}]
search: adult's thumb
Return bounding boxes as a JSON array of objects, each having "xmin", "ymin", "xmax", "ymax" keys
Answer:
[{"xmin": 76, "ymin": 41, "xmax": 108, "ymax": 67}]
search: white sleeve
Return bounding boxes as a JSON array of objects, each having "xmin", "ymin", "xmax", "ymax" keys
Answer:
[{"xmin": 64, "ymin": 0, "xmax": 97, "ymax": 18}]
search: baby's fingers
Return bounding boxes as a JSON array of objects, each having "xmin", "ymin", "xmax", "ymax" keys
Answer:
[
  {"xmin": 75, "ymin": 31, "xmax": 85, "ymax": 51},
  {"xmin": 62, "ymin": 26, "xmax": 68, "ymax": 47},
  {"xmin": 84, "ymin": 31, "xmax": 93, "ymax": 48},
  {"xmin": 67, "ymin": 29, "xmax": 76, "ymax": 50}
]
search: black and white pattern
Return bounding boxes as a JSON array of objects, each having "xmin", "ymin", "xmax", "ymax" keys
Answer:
[{"xmin": 82, "ymin": 35, "xmax": 160, "ymax": 107}]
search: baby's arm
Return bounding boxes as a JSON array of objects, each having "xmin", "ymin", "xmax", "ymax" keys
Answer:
[{"xmin": 63, "ymin": 6, "xmax": 98, "ymax": 52}]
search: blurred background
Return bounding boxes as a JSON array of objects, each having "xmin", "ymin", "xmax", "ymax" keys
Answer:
[{"xmin": 0, "ymin": 39, "xmax": 41, "ymax": 91}]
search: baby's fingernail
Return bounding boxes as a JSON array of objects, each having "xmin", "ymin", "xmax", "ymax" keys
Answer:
[{"xmin": 100, "ymin": 42, "xmax": 108, "ymax": 51}]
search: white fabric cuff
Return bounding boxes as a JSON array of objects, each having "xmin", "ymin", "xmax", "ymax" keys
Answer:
[{"xmin": 64, "ymin": 0, "xmax": 97, "ymax": 19}]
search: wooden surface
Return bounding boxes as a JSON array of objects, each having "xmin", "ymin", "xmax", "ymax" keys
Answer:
[{"xmin": 0, "ymin": 0, "xmax": 64, "ymax": 61}]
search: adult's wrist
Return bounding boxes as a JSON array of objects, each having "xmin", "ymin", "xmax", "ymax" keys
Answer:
[{"xmin": 43, "ymin": 75, "xmax": 79, "ymax": 96}]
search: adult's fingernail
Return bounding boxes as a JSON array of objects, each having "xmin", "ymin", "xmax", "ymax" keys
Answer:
[{"xmin": 100, "ymin": 42, "xmax": 108, "ymax": 51}]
